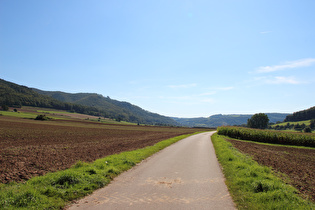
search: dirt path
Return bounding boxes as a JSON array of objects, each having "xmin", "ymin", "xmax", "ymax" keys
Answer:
[{"xmin": 67, "ymin": 131, "xmax": 235, "ymax": 210}]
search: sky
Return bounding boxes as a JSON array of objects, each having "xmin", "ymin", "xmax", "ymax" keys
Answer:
[{"xmin": 1, "ymin": 0, "xmax": 314, "ymax": 118}]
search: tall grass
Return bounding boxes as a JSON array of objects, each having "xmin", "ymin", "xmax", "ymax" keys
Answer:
[
  {"xmin": 218, "ymin": 126, "xmax": 315, "ymax": 147},
  {"xmin": 0, "ymin": 132, "xmax": 201, "ymax": 209},
  {"xmin": 211, "ymin": 133, "xmax": 315, "ymax": 209}
]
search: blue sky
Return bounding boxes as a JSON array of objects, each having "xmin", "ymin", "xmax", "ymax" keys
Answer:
[{"xmin": 1, "ymin": 0, "xmax": 314, "ymax": 117}]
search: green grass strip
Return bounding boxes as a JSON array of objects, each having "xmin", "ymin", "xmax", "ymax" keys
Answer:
[
  {"xmin": 0, "ymin": 111, "xmax": 38, "ymax": 119},
  {"xmin": 0, "ymin": 132, "xmax": 201, "ymax": 209},
  {"xmin": 211, "ymin": 133, "xmax": 315, "ymax": 210}
]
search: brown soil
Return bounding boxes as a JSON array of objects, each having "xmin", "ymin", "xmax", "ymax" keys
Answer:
[
  {"xmin": 0, "ymin": 116, "xmax": 205, "ymax": 184},
  {"xmin": 227, "ymin": 139, "xmax": 315, "ymax": 202}
]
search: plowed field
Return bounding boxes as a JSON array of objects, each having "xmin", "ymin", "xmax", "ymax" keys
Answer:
[
  {"xmin": 0, "ymin": 116, "xmax": 206, "ymax": 183},
  {"xmin": 227, "ymin": 138, "xmax": 315, "ymax": 203}
]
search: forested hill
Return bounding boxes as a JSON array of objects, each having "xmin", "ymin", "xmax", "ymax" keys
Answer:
[
  {"xmin": 284, "ymin": 106, "xmax": 315, "ymax": 122},
  {"xmin": 0, "ymin": 78, "xmax": 178, "ymax": 125},
  {"xmin": 33, "ymin": 89, "xmax": 178, "ymax": 126},
  {"xmin": 173, "ymin": 113, "xmax": 289, "ymax": 128}
]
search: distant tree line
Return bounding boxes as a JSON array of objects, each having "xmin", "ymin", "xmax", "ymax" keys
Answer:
[{"xmin": 284, "ymin": 106, "xmax": 315, "ymax": 122}]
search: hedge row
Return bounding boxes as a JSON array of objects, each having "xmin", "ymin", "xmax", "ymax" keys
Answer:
[{"xmin": 217, "ymin": 126, "xmax": 315, "ymax": 148}]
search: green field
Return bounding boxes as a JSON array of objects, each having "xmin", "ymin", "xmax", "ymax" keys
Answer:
[{"xmin": 0, "ymin": 110, "xmax": 39, "ymax": 119}]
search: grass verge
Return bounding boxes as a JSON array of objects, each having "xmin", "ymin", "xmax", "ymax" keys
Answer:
[
  {"xmin": 211, "ymin": 133, "xmax": 315, "ymax": 209},
  {"xmin": 0, "ymin": 132, "xmax": 201, "ymax": 209}
]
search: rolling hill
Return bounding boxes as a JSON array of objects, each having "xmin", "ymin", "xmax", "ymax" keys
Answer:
[
  {"xmin": 173, "ymin": 113, "xmax": 290, "ymax": 128},
  {"xmin": 0, "ymin": 78, "xmax": 178, "ymax": 126},
  {"xmin": 33, "ymin": 89, "xmax": 179, "ymax": 126},
  {"xmin": 1, "ymin": 78, "xmax": 291, "ymax": 127}
]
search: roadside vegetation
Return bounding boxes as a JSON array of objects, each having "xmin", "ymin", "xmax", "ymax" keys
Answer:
[
  {"xmin": 0, "ymin": 132, "xmax": 201, "ymax": 209},
  {"xmin": 211, "ymin": 133, "xmax": 315, "ymax": 209},
  {"xmin": 217, "ymin": 126, "xmax": 315, "ymax": 147}
]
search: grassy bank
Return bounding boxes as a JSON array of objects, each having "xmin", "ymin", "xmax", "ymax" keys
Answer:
[
  {"xmin": 0, "ymin": 132, "xmax": 201, "ymax": 209},
  {"xmin": 211, "ymin": 133, "xmax": 315, "ymax": 209}
]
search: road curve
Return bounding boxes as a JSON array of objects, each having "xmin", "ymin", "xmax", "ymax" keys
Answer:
[{"xmin": 67, "ymin": 131, "xmax": 236, "ymax": 210}]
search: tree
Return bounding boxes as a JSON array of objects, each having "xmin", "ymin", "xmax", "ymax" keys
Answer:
[
  {"xmin": 247, "ymin": 113, "xmax": 269, "ymax": 129},
  {"xmin": 1, "ymin": 104, "xmax": 9, "ymax": 111},
  {"xmin": 294, "ymin": 123, "xmax": 303, "ymax": 132},
  {"xmin": 304, "ymin": 127, "xmax": 312, "ymax": 133}
]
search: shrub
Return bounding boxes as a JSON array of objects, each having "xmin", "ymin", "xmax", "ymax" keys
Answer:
[
  {"xmin": 304, "ymin": 127, "xmax": 312, "ymax": 133},
  {"xmin": 34, "ymin": 115, "xmax": 51, "ymax": 121}
]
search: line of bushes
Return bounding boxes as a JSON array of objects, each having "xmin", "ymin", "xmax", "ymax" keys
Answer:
[{"xmin": 217, "ymin": 126, "xmax": 315, "ymax": 148}]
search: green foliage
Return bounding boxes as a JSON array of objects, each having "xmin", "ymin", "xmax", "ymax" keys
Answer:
[
  {"xmin": 1, "ymin": 104, "xmax": 9, "ymax": 111},
  {"xmin": 285, "ymin": 106, "xmax": 315, "ymax": 122},
  {"xmin": 247, "ymin": 113, "xmax": 269, "ymax": 129},
  {"xmin": 0, "ymin": 132, "xmax": 201, "ymax": 209},
  {"xmin": 211, "ymin": 133, "xmax": 315, "ymax": 209},
  {"xmin": 304, "ymin": 127, "xmax": 312, "ymax": 133},
  {"xmin": 217, "ymin": 126, "xmax": 315, "ymax": 147},
  {"xmin": 34, "ymin": 114, "xmax": 51, "ymax": 121}
]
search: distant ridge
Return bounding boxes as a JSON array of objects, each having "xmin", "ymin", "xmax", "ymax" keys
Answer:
[
  {"xmin": 0, "ymin": 78, "xmax": 178, "ymax": 126},
  {"xmin": 32, "ymin": 89, "xmax": 178, "ymax": 126},
  {"xmin": 173, "ymin": 113, "xmax": 290, "ymax": 127}
]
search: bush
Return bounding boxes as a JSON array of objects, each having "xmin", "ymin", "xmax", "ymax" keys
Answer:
[
  {"xmin": 304, "ymin": 127, "xmax": 312, "ymax": 133},
  {"xmin": 1, "ymin": 105, "xmax": 9, "ymax": 111},
  {"xmin": 34, "ymin": 115, "xmax": 51, "ymax": 121}
]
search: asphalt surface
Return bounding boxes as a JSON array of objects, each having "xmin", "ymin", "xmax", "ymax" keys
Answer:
[{"xmin": 68, "ymin": 131, "xmax": 236, "ymax": 210}]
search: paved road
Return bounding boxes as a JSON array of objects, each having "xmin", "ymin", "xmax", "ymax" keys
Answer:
[{"xmin": 68, "ymin": 131, "xmax": 236, "ymax": 210}]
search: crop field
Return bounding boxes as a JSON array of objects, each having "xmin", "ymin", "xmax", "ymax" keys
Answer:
[
  {"xmin": 0, "ymin": 116, "xmax": 206, "ymax": 184},
  {"xmin": 227, "ymin": 138, "xmax": 315, "ymax": 203},
  {"xmin": 218, "ymin": 126, "xmax": 315, "ymax": 147}
]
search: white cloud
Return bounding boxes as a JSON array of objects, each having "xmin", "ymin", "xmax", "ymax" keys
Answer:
[
  {"xmin": 260, "ymin": 31, "xmax": 272, "ymax": 34},
  {"xmin": 255, "ymin": 58, "xmax": 315, "ymax": 73},
  {"xmin": 266, "ymin": 76, "xmax": 301, "ymax": 84},
  {"xmin": 167, "ymin": 83, "xmax": 197, "ymax": 88},
  {"xmin": 254, "ymin": 76, "xmax": 302, "ymax": 85}
]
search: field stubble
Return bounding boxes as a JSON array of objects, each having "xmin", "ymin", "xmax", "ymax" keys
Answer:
[{"xmin": 0, "ymin": 116, "xmax": 206, "ymax": 183}]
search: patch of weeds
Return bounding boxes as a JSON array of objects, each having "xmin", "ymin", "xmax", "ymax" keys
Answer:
[
  {"xmin": 252, "ymin": 180, "xmax": 277, "ymax": 193},
  {"xmin": 105, "ymin": 168, "xmax": 120, "ymax": 179},
  {"xmin": 123, "ymin": 160, "xmax": 136, "ymax": 166},
  {"xmin": 72, "ymin": 160, "xmax": 88, "ymax": 168},
  {"xmin": 52, "ymin": 172, "xmax": 81, "ymax": 186},
  {"xmin": 85, "ymin": 168, "xmax": 97, "ymax": 175}
]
